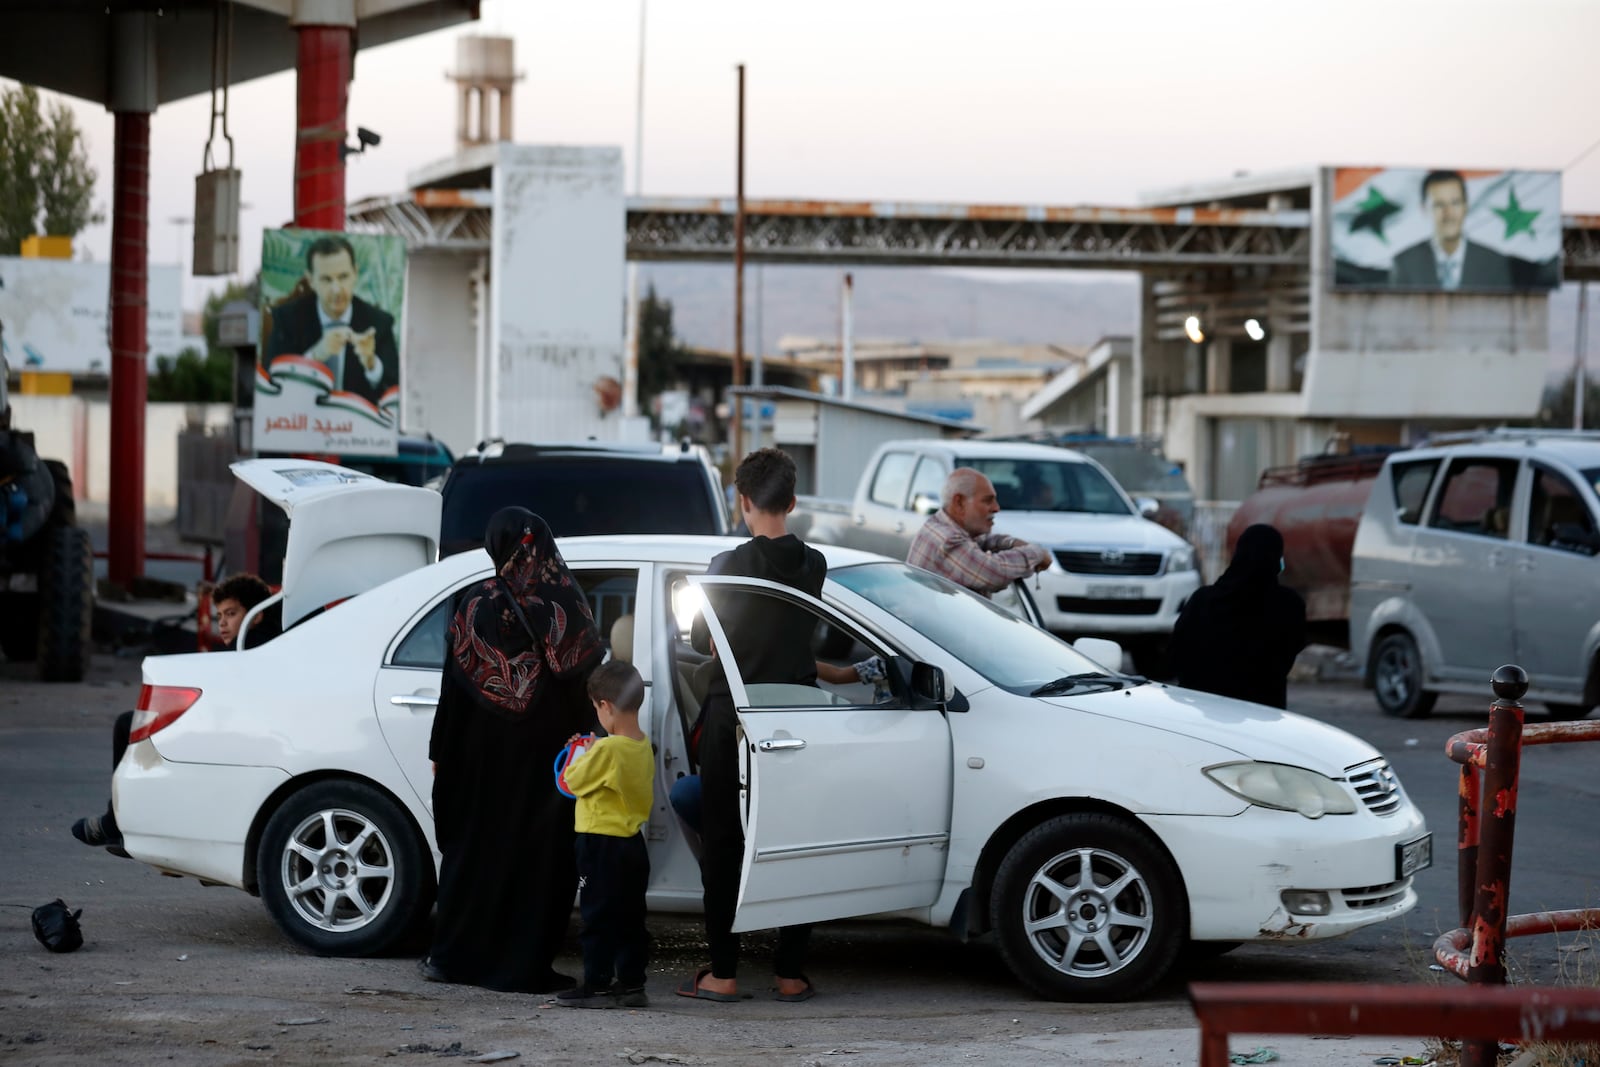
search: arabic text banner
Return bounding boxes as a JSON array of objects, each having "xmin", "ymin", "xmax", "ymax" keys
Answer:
[
  {"xmin": 1331, "ymin": 167, "xmax": 1560, "ymax": 292},
  {"xmin": 254, "ymin": 228, "xmax": 406, "ymax": 455}
]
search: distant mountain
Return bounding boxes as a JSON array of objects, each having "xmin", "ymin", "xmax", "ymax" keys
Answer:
[
  {"xmin": 638, "ymin": 263, "xmax": 1596, "ymax": 380},
  {"xmin": 637, "ymin": 264, "xmax": 1137, "ymax": 353}
]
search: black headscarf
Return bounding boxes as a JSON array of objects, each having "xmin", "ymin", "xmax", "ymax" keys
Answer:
[
  {"xmin": 1168, "ymin": 522, "xmax": 1306, "ymax": 709},
  {"xmin": 1213, "ymin": 524, "xmax": 1284, "ymax": 604},
  {"xmin": 446, "ymin": 507, "xmax": 604, "ymax": 717}
]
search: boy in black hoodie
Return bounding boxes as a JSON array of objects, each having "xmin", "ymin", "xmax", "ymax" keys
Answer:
[{"xmin": 677, "ymin": 448, "xmax": 826, "ymax": 1004}]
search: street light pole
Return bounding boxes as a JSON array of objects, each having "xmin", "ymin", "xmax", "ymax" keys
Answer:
[
  {"xmin": 731, "ymin": 63, "xmax": 746, "ymax": 459},
  {"xmin": 622, "ymin": 0, "xmax": 645, "ymax": 425}
]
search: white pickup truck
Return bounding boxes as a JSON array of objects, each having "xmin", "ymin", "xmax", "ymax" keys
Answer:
[{"xmin": 792, "ymin": 440, "xmax": 1201, "ymax": 667}]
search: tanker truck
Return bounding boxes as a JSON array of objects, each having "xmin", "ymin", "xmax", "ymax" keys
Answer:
[{"xmin": 1223, "ymin": 447, "xmax": 1395, "ymax": 649}]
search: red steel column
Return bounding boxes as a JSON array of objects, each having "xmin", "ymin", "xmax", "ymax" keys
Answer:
[
  {"xmin": 108, "ymin": 111, "xmax": 150, "ymax": 585},
  {"xmin": 294, "ymin": 25, "xmax": 352, "ymax": 229}
]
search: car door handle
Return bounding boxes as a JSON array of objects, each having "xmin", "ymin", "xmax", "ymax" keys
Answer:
[
  {"xmin": 1515, "ymin": 557, "xmax": 1535, "ymax": 572},
  {"xmin": 894, "ymin": 521, "xmax": 905, "ymax": 534},
  {"xmin": 853, "ymin": 514, "xmax": 866, "ymax": 527},
  {"xmin": 757, "ymin": 737, "xmax": 807, "ymax": 752},
  {"xmin": 1487, "ymin": 549, "xmax": 1507, "ymax": 567},
  {"xmin": 390, "ymin": 694, "xmax": 439, "ymax": 709}
]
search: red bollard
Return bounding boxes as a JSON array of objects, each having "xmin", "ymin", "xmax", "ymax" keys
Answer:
[{"xmin": 1460, "ymin": 664, "xmax": 1528, "ymax": 1067}]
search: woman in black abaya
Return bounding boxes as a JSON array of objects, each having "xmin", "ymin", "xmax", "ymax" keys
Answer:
[
  {"xmin": 1168, "ymin": 523, "xmax": 1307, "ymax": 709},
  {"xmin": 421, "ymin": 507, "xmax": 604, "ymax": 993}
]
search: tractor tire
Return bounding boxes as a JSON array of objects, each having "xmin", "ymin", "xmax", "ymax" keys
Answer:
[
  {"xmin": 37, "ymin": 525, "xmax": 92, "ymax": 682},
  {"xmin": 43, "ymin": 460, "xmax": 75, "ymax": 527}
]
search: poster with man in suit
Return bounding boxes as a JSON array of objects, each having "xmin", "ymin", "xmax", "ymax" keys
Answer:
[
  {"xmin": 1330, "ymin": 167, "xmax": 1560, "ymax": 292},
  {"xmin": 254, "ymin": 229, "xmax": 406, "ymax": 455}
]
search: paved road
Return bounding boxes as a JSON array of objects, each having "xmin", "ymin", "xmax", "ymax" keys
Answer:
[{"xmin": 2, "ymin": 656, "xmax": 1595, "ymax": 1065}]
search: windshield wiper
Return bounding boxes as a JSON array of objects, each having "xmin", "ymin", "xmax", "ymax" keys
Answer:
[{"xmin": 1030, "ymin": 672, "xmax": 1128, "ymax": 697}]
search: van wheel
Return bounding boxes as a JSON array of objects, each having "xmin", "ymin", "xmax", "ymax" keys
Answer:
[
  {"xmin": 991, "ymin": 814, "xmax": 1185, "ymax": 1001},
  {"xmin": 1372, "ymin": 633, "xmax": 1436, "ymax": 719},
  {"xmin": 1544, "ymin": 703, "xmax": 1591, "ymax": 721},
  {"xmin": 258, "ymin": 780, "xmax": 434, "ymax": 957}
]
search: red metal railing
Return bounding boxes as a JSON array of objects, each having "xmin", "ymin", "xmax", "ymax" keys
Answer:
[
  {"xmin": 1432, "ymin": 664, "xmax": 1600, "ymax": 1067},
  {"xmin": 1190, "ymin": 982, "xmax": 1600, "ymax": 1067},
  {"xmin": 1189, "ymin": 666, "xmax": 1600, "ymax": 1065}
]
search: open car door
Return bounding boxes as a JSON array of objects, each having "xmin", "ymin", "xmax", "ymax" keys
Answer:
[{"xmin": 689, "ymin": 574, "xmax": 953, "ymax": 933}]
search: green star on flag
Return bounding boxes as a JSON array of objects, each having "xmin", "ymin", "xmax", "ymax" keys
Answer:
[
  {"xmin": 1493, "ymin": 186, "xmax": 1539, "ymax": 240},
  {"xmin": 1347, "ymin": 187, "xmax": 1401, "ymax": 242}
]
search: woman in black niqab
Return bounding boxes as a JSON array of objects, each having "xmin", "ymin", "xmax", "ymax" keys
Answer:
[
  {"xmin": 1168, "ymin": 523, "xmax": 1307, "ymax": 709},
  {"xmin": 423, "ymin": 507, "xmax": 604, "ymax": 993}
]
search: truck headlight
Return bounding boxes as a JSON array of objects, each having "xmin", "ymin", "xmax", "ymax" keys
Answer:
[
  {"xmin": 1166, "ymin": 546, "xmax": 1196, "ymax": 572},
  {"xmin": 1203, "ymin": 762, "xmax": 1358, "ymax": 819}
]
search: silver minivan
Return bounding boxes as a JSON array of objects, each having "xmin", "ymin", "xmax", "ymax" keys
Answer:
[{"xmin": 1350, "ymin": 431, "xmax": 1600, "ymax": 719}]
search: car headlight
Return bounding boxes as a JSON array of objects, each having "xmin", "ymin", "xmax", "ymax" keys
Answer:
[
  {"xmin": 1166, "ymin": 545, "xmax": 1196, "ymax": 572},
  {"xmin": 1203, "ymin": 762, "xmax": 1358, "ymax": 819}
]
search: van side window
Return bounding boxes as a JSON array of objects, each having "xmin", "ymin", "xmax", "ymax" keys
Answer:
[
  {"xmin": 1529, "ymin": 466, "xmax": 1599, "ymax": 557},
  {"xmin": 1427, "ymin": 458, "xmax": 1519, "ymax": 540},
  {"xmin": 907, "ymin": 457, "xmax": 946, "ymax": 513},
  {"xmin": 869, "ymin": 452, "xmax": 917, "ymax": 508},
  {"xmin": 1390, "ymin": 459, "xmax": 1441, "ymax": 525}
]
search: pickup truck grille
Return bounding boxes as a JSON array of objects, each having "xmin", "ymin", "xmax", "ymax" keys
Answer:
[
  {"xmin": 1057, "ymin": 596, "xmax": 1162, "ymax": 616},
  {"xmin": 1346, "ymin": 759, "xmax": 1402, "ymax": 816},
  {"xmin": 1054, "ymin": 550, "xmax": 1164, "ymax": 576}
]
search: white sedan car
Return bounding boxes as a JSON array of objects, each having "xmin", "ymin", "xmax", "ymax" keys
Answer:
[{"xmin": 113, "ymin": 460, "xmax": 1430, "ymax": 1001}]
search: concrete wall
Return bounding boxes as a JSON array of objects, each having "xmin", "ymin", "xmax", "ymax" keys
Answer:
[
  {"xmin": 401, "ymin": 251, "xmax": 481, "ymax": 455},
  {"xmin": 10, "ymin": 394, "xmax": 231, "ymax": 509},
  {"xmin": 490, "ymin": 144, "xmax": 626, "ymax": 443}
]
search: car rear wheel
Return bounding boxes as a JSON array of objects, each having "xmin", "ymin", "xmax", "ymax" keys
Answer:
[
  {"xmin": 1372, "ymin": 633, "xmax": 1437, "ymax": 719},
  {"xmin": 991, "ymin": 813, "xmax": 1185, "ymax": 1001},
  {"xmin": 258, "ymin": 780, "xmax": 434, "ymax": 957}
]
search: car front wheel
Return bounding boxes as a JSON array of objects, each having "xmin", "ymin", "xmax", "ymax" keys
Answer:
[
  {"xmin": 258, "ymin": 780, "xmax": 434, "ymax": 957},
  {"xmin": 990, "ymin": 813, "xmax": 1185, "ymax": 1001},
  {"xmin": 1372, "ymin": 632, "xmax": 1437, "ymax": 719}
]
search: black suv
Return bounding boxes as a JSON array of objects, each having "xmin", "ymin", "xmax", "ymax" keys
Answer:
[{"xmin": 438, "ymin": 441, "xmax": 730, "ymax": 557}]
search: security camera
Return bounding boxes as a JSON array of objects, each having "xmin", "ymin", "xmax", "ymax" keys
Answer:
[{"xmin": 342, "ymin": 127, "xmax": 383, "ymax": 159}]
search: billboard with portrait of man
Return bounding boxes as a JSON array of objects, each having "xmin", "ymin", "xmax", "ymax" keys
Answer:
[
  {"xmin": 254, "ymin": 228, "xmax": 406, "ymax": 455},
  {"xmin": 1330, "ymin": 167, "xmax": 1561, "ymax": 292}
]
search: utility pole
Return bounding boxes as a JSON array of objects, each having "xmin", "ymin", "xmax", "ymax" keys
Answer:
[
  {"xmin": 731, "ymin": 63, "xmax": 746, "ymax": 459},
  {"xmin": 622, "ymin": 0, "xmax": 645, "ymax": 423},
  {"xmin": 1576, "ymin": 281, "xmax": 1590, "ymax": 431}
]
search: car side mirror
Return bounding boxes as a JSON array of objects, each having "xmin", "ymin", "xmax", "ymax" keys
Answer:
[
  {"xmin": 1134, "ymin": 496, "xmax": 1160, "ymax": 519},
  {"xmin": 1073, "ymin": 637, "xmax": 1125, "ymax": 673},
  {"xmin": 911, "ymin": 493, "xmax": 940, "ymax": 516},
  {"xmin": 910, "ymin": 661, "xmax": 949, "ymax": 708}
]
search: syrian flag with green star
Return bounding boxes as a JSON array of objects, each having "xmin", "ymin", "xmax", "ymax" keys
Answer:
[{"xmin": 1330, "ymin": 166, "xmax": 1561, "ymax": 291}]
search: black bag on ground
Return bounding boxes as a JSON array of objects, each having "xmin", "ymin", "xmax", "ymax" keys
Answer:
[{"xmin": 32, "ymin": 899, "xmax": 83, "ymax": 953}]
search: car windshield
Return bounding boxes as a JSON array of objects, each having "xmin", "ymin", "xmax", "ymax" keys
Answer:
[
  {"xmin": 958, "ymin": 458, "xmax": 1133, "ymax": 516},
  {"xmin": 830, "ymin": 562, "xmax": 1112, "ymax": 692},
  {"xmin": 440, "ymin": 459, "xmax": 720, "ymax": 553}
]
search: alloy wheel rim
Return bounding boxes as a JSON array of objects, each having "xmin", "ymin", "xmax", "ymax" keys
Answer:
[
  {"xmin": 280, "ymin": 807, "xmax": 395, "ymax": 933},
  {"xmin": 1022, "ymin": 847, "xmax": 1153, "ymax": 978},
  {"xmin": 1377, "ymin": 645, "xmax": 1414, "ymax": 707}
]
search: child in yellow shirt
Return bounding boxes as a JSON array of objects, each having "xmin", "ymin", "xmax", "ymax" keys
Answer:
[{"xmin": 556, "ymin": 660, "xmax": 655, "ymax": 1009}]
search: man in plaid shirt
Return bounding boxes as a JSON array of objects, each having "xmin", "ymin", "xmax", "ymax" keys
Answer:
[{"xmin": 906, "ymin": 468, "xmax": 1051, "ymax": 596}]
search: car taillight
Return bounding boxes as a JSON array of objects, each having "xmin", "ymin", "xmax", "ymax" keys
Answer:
[{"xmin": 128, "ymin": 685, "xmax": 203, "ymax": 743}]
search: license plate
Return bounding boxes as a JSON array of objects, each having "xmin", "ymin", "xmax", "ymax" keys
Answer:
[
  {"xmin": 1087, "ymin": 584, "xmax": 1144, "ymax": 600},
  {"xmin": 1396, "ymin": 834, "xmax": 1432, "ymax": 879}
]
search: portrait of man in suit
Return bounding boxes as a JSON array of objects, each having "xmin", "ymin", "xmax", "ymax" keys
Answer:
[
  {"xmin": 1388, "ymin": 170, "xmax": 1513, "ymax": 291},
  {"xmin": 265, "ymin": 235, "xmax": 399, "ymax": 406}
]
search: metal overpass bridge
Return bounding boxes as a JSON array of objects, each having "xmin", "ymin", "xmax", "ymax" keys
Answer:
[{"xmin": 348, "ymin": 188, "xmax": 1600, "ymax": 279}]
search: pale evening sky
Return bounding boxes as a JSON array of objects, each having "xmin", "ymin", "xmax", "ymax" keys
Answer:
[{"xmin": 15, "ymin": 0, "xmax": 1600, "ymax": 308}]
